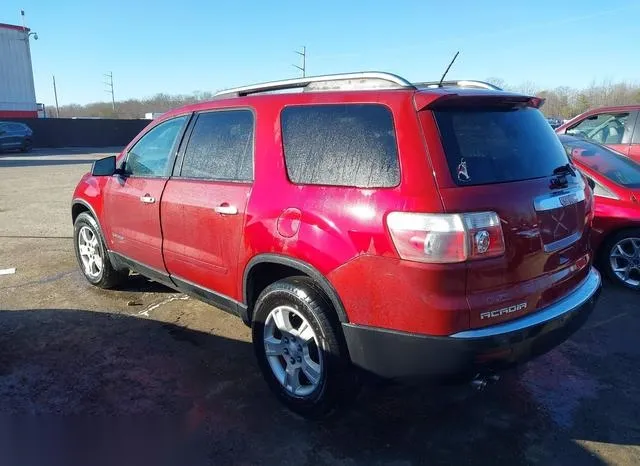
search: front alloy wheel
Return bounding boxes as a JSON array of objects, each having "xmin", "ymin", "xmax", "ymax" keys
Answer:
[
  {"xmin": 73, "ymin": 211, "xmax": 128, "ymax": 289},
  {"xmin": 78, "ymin": 225, "xmax": 103, "ymax": 279},
  {"xmin": 609, "ymin": 236, "xmax": 640, "ymax": 289}
]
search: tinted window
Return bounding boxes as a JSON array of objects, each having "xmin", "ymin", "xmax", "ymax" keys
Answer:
[
  {"xmin": 560, "ymin": 136, "xmax": 640, "ymax": 189},
  {"xmin": 181, "ymin": 110, "xmax": 253, "ymax": 181},
  {"xmin": 125, "ymin": 116, "xmax": 188, "ymax": 177},
  {"xmin": 566, "ymin": 112, "xmax": 630, "ymax": 145},
  {"xmin": 434, "ymin": 107, "xmax": 570, "ymax": 186},
  {"xmin": 281, "ymin": 104, "xmax": 399, "ymax": 187}
]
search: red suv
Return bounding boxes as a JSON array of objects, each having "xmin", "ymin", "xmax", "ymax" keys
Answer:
[{"xmin": 72, "ymin": 73, "xmax": 601, "ymax": 416}]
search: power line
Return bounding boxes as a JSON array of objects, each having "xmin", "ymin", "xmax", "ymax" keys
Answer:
[
  {"xmin": 103, "ymin": 72, "xmax": 116, "ymax": 114},
  {"xmin": 293, "ymin": 46, "xmax": 306, "ymax": 77}
]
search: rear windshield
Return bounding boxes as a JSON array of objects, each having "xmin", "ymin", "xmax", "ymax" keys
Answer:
[
  {"xmin": 561, "ymin": 136, "xmax": 640, "ymax": 189},
  {"xmin": 434, "ymin": 107, "xmax": 570, "ymax": 186}
]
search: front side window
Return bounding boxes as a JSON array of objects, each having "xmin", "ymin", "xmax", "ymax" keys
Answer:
[
  {"xmin": 180, "ymin": 110, "xmax": 254, "ymax": 181},
  {"xmin": 124, "ymin": 116, "xmax": 188, "ymax": 177},
  {"xmin": 566, "ymin": 112, "xmax": 630, "ymax": 145},
  {"xmin": 281, "ymin": 104, "xmax": 400, "ymax": 188}
]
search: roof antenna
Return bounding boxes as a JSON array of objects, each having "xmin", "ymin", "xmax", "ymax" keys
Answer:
[{"xmin": 437, "ymin": 51, "xmax": 460, "ymax": 88}]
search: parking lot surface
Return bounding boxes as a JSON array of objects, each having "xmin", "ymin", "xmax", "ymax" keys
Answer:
[{"xmin": 1, "ymin": 149, "xmax": 639, "ymax": 465}]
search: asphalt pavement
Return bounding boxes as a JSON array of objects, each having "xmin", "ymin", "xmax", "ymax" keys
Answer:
[{"xmin": 0, "ymin": 149, "xmax": 638, "ymax": 465}]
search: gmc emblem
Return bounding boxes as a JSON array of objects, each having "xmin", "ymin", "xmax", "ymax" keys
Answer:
[{"xmin": 480, "ymin": 302, "xmax": 527, "ymax": 320}]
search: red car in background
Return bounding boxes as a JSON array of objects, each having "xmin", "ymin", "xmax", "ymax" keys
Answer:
[
  {"xmin": 560, "ymin": 134, "xmax": 640, "ymax": 290},
  {"xmin": 556, "ymin": 105, "xmax": 640, "ymax": 163}
]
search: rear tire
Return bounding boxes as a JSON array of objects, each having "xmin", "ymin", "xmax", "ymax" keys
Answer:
[
  {"xmin": 252, "ymin": 277, "xmax": 359, "ymax": 418},
  {"xmin": 73, "ymin": 212, "xmax": 128, "ymax": 289},
  {"xmin": 600, "ymin": 228, "xmax": 640, "ymax": 290}
]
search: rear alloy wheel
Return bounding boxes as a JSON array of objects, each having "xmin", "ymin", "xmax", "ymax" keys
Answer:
[
  {"xmin": 263, "ymin": 305, "xmax": 323, "ymax": 397},
  {"xmin": 604, "ymin": 229, "xmax": 640, "ymax": 290},
  {"xmin": 73, "ymin": 212, "xmax": 128, "ymax": 289},
  {"xmin": 252, "ymin": 277, "xmax": 359, "ymax": 418}
]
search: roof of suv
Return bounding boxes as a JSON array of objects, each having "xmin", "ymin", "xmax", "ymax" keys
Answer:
[{"xmin": 157, "ymin": 72, "xmax": 539, "ymax": 121}]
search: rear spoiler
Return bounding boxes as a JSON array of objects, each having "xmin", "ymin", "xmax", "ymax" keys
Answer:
[{"xmin": 414, "ymin": 92, "xmax": 545, "ymax": 111}]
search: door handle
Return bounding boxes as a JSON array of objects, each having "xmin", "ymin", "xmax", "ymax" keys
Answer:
[
  {"xmin": 140, "ymin": 194, "xmax": 155, "ymax": 204},
  {"xmin": 214, "ymin": 204, "xmax": 238, "ymax": 215}
]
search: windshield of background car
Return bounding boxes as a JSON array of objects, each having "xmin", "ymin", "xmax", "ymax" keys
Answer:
[
  {"xmin": 434, "ymin": 106, "xmax": 570, "ymax": 186},
  {"xmin": 560, "ymin": 136, "xmax": 640, "ymax": 189}
]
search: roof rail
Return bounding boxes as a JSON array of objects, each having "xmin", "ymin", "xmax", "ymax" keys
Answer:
[
  {"xmin": 414, "ymin": 80, "xmax": 503, "ymax": 91},
  {"xmin": 215, "ymin": 72, "xmax": 416, "ymax": 97}
]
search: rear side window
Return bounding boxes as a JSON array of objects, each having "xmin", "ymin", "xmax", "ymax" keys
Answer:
[
  {"xmin": 281, "ymin": 104, "xmax": 400, "ymax": 188},
  {"xmin": 181, "ymin": 110, "xmax": 254, "ymax": 181},
  {"xmin": 434, "ymin": 107, "xmax": 570, "ymax": 186}
]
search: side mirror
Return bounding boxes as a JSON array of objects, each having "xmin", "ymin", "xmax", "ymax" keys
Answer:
[
  {"xmin": 91, "ymin": 155, "xmax": 116, "ymax": 176},
  {"xmin": 587, "ymin": 177, "xmax": 596, "ymax": 190}
]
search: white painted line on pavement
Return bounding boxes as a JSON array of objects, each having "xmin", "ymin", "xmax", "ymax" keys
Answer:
[
  {"xmin": 0, "ymin": 268, "xmax": 16, "ymax": 275},
  {"xmin": 137, "ymin": 294, "xmax": 189, "ymax": 317}
]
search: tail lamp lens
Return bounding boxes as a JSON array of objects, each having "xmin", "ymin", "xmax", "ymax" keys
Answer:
[{"xmin": 386, "ymin": 211, "xmax": 504, "ymax": 264}]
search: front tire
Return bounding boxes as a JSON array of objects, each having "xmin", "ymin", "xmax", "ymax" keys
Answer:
[
  {"xmin": 252, "ymin": 277, "xmax": 359, "ymax": 418},
  {"xmin": 601, "ymin": 229, "xmax": 640, "ymax": 290},
  {"xmin": 73, "ymin": 212, "xmax": 128, "ymax": 288}
]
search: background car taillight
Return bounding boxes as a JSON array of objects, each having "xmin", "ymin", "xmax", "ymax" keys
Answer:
[
  {"xmin": 585, "ymin": 187, "xmax": 595, "ymax": 222},
  {"xmin": 386, "ymin": 211, "xmax": 505, "ymax": 264}
]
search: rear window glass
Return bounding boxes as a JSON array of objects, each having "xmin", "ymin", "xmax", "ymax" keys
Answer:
[
  {"xmin": 181, "ymin": 110, "xmax": 254, "ymax": 181},
  {"xmin": 281, "ymin": 104, "xmax": 400, "ymax": 188},
  {"xmin": 561, "ymin": 136, "xmax": 640, "ymax": 189},
  {"xmin": 434, "ymin": 107, "xmax": 570, "ymax": 186}
]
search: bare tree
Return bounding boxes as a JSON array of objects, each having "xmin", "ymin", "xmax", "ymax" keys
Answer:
[{"xmin": 46, "ymin": 81, "xmax": 640, "ymax": 120}]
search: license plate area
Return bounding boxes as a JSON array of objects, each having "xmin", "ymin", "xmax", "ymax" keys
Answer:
[{"xmin": 534, "ymin": 188, "xmax": 585, "ymax": 253}]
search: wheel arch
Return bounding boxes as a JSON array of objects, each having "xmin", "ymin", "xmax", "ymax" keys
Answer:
[
  {"xmin": 72, "ymin": 198, "xmax": 100, "ymax": 224},
  {"xmin": 243, "ymin": 254, "xmax": 348, "ymax": 324},
  {"xmin": 597, "ymin": 225, "xmax": 640, "ymax": 259}
]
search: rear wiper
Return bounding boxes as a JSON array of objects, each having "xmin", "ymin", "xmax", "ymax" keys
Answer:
[{"xmin": 553, "ymin": 163, "xmax": 576, "ymax": 177}]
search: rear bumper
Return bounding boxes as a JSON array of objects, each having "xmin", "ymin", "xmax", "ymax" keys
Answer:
[{"xmin": 342, "ymin": 267, "xmax": 601, "ymax": 380}]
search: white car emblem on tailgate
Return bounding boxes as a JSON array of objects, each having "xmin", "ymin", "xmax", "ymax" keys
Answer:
[{"xmin": 480, "ymin": 302, "xmax": 527, "ymax": 320}]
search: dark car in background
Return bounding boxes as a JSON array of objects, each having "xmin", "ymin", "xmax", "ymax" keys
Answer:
[
  {"xmin": 556, "ymin": 105, "xmax": 640, "ymax": 163},
  {"xmin": 546, "ymin": 117, "xmax": 563, "ymax": 129},
  {"xmin": 0, "ymin": 121, "xmax": 33, "ymax": 153},
  {"xmin": 559, "ymin": 134, "xmax": 640, "ymax": 290}
]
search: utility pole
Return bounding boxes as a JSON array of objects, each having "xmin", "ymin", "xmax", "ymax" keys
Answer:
[
  {"xmin": 293, "ymin": 46, "xmax": 306, "ymax": 77},
  {"xmin": 104, "ymin": 72, "xmax": 116, "ymax": 114},
  {"xmin": 52, "ymin": 75, "xmax": 60, "ymax": 118}
]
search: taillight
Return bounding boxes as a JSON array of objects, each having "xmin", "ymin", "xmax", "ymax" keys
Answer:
[{"xmin": 386, "ymin": 211, "xmax": 505, "ymax": 264}]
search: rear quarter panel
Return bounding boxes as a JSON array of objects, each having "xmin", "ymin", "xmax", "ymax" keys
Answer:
[{"xmin": 238, "ymin": 91, "xmax": 463, "ymax": 333}]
